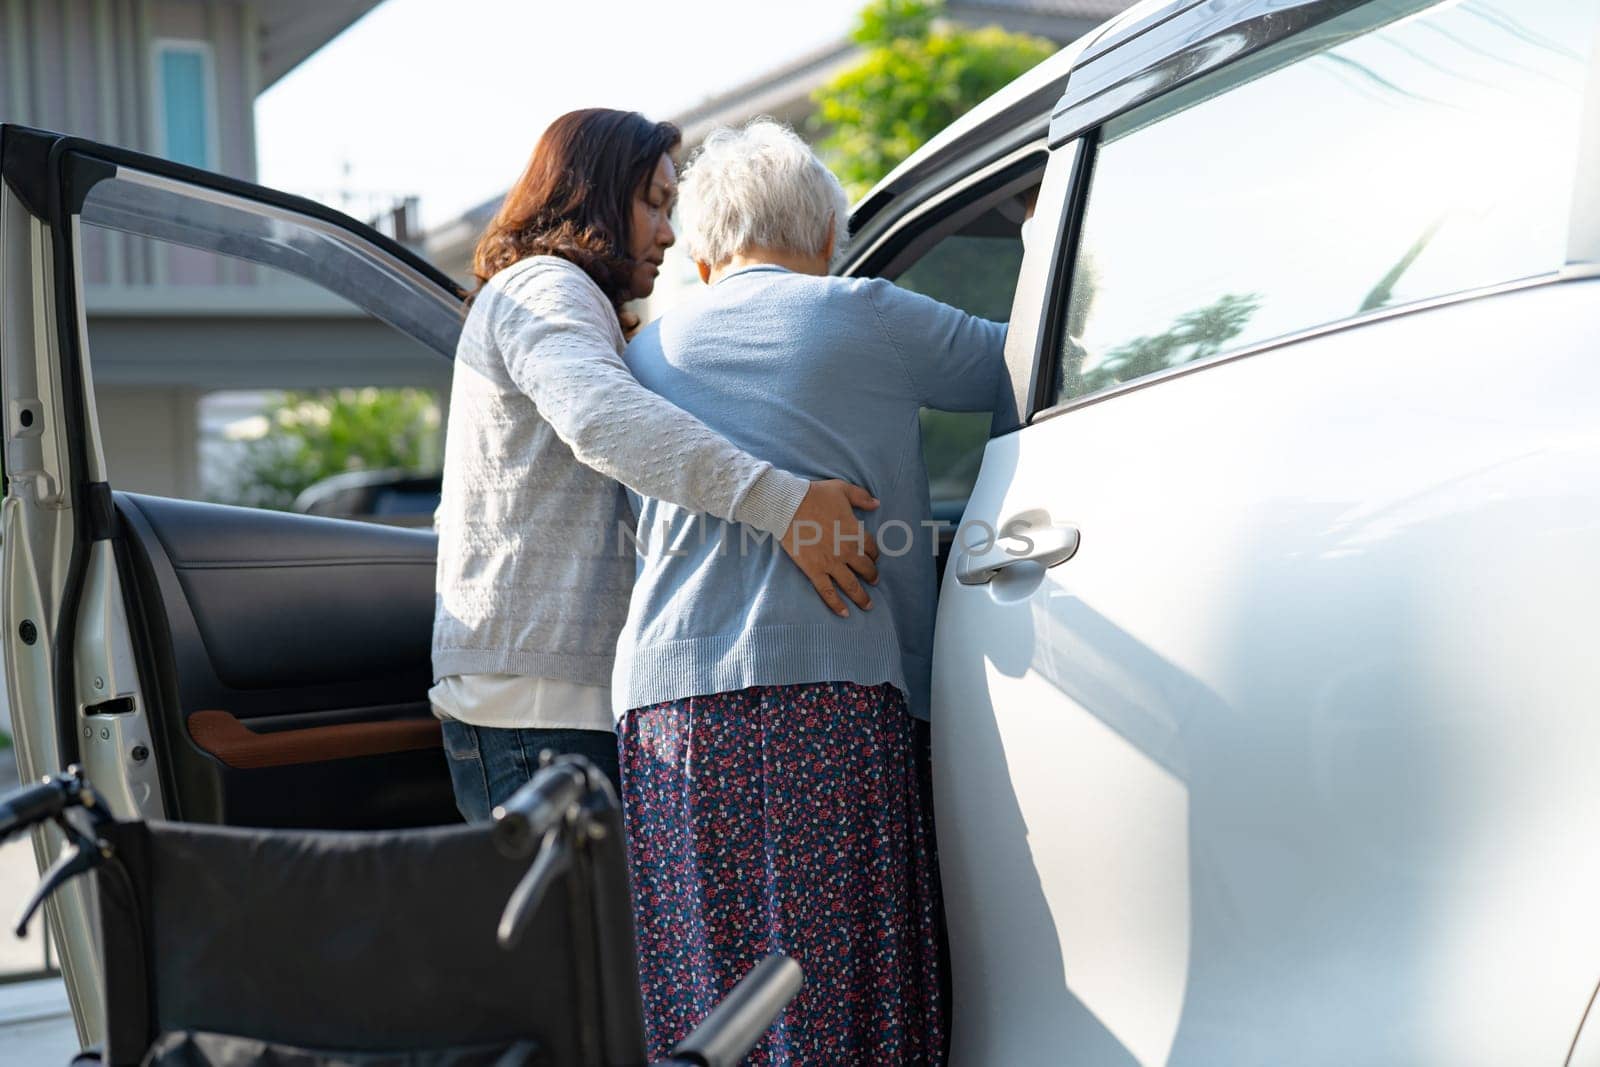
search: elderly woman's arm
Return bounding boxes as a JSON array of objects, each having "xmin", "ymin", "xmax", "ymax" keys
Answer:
[
  {"xmin": 865, "ymin": 279, "xmax": 1010, "ymax": 411},
  {"xmin": 497, "ymin": 261, "xmax": 879, "ymax": 615}
]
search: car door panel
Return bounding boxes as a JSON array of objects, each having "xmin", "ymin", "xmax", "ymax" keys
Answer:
[
  {"xmin": 114, "ymin": 492, "xmax": 452, "ymax": 829},
  {"xmin": 933, "ymin": 280, "xmax": 1600, "ymax": 1064},
  {"xmin": 124, "ymin": 493, "xmax": 435, "ymax": 692}
]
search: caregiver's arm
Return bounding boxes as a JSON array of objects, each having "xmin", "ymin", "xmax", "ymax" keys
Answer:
[{"xmin": 500, "ymin": 261, "xmax": 879, "ymax": 616}]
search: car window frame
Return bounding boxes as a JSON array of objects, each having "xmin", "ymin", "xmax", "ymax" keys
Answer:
[
  {"xmin": 1569, "ymin": 3, "xmax": 1600, "ymax": 268},
  {"xmin": 62, "ymin": 146, "xmax": 461, "ymax": 510},
  {"xmin": 842, "ymin": 143, "xmax": 1044, "ymax": 278}
]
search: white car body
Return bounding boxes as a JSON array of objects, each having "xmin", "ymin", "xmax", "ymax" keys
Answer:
[
  {"xmin": 935, "ymin": 279, "xmax": 1600, "ymax": 1064},
  {"xmin": 886, "ymin": 0, "xmax": 1600, "ymax": 1062}
]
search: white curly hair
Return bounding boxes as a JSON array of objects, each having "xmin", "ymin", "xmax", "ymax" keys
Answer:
[{"xmin": 678, "ymin": 119, "xmax": 850, "ymax": 270}]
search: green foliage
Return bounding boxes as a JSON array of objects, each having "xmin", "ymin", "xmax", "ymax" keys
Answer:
[
  {"xmin": 0, "ymin": 729, "xmax": 11, "ymax": 752},
  {"xmin": 219, "ymin": 388, "xmax": 442, "ymax": 511},
  {"xmin": 1065, "ymin": 293, "xmax": 1262, "ymax": 397},
  {"xmin": 814, "ymin": 0, "xmax": 1057, "ymax": 199},
  {"xmin": 852, "ymin": 0, "xmax": 937, "ymax": 42}
]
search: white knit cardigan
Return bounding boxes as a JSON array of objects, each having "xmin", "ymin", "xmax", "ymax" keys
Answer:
[{"xmin": 431, "ymin": 256, "xmax": 806, "ymax": 685}]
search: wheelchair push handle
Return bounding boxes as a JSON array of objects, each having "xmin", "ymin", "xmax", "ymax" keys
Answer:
[
  {"xmin": 0, "ymin": 769, "xmax": 92, "ymax": 846},
  {"xmin": 491, "ymin": 757, "xmax": 602, "ymax": 949},
  {"xmin": 668, "ymin": 954, "xmax": 804, "ymax": 1067},
  {"xmin": 491, "ymin": 758, "xmax": 590, "ymax": 859},
  {"xmin": 1, "ymin": 767, "xmax": 116, "ymax": 939}
]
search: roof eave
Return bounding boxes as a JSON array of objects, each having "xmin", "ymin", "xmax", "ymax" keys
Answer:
[{"xmin": 253, "ymin": 0, "xmax": 383, "ymax": 90}]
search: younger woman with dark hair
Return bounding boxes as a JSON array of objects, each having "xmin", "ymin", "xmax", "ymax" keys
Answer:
[
  {"xmin": 469, "ymin": 108, "xmax": 678, "ymax": 312},
  {"xmin": 431, "ymin": 108, "xmax": 879, "ymax": 818}
]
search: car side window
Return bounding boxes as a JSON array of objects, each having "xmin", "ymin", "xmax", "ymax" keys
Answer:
[
  {"xmin": 894, "ymin": 224, "xmax": 1026, "ymax": 511},
  {"xmin": 1053, "ymin": 0, "xmax": 1594, "ymax": 406},
  {"xmin": 76, "ymin": 174, "xmax": 455, "ymax": 526}
]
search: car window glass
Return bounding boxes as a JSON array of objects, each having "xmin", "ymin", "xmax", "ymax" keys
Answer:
[
  {"xmin": 1054, "ymin": 0, "xmax": 1594, "ymax": 406},
  {"xmin": 77, "ymin": 174, "xmax": 453, "ymax": 524},
  {"xmin": 895, "ymin": 230, "xmax": 1024, "ymax": 512},
  {"xmin": 79, "ymin": 170, "xmax": 460, "ymax": 355}
]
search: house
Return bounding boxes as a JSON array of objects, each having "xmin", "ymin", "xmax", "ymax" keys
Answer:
[
  {"xmin": 0, "ymin": 0, "xmax": 447, "ymax": 500},
  {"xmin": 422, "ymin": 0, "xmax": 1136, "ymax": 291}
]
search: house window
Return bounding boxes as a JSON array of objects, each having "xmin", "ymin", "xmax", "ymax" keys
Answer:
[{"xmin": 153, "ymin": 41, "xmax": 216, "ymax": 169}]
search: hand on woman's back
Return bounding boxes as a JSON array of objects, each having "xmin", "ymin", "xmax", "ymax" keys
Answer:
[{"xmin": 782, "ymin": 479, "xmax": 882, "ymax": 618}]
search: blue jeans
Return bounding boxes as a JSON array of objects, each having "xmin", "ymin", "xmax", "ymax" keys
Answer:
[{"xmin": 440, "ymin": 722, "xmax": 622, "ymax": 823}]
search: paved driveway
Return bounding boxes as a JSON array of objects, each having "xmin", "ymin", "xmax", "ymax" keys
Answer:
[
  {"xmin": 0, "ymin": 835, "xmax": 48, "ymax": 977},
  {"xmin": 0, "ymin": 978, "xmax": 77, "ymax": 1061},
  {"xmin": 0, "ymin": 747, "xmax": 50, "ymax": 978},
  {"xmin": 0, "ymin": 748, "xmax": 79, "ymax": 1061}
]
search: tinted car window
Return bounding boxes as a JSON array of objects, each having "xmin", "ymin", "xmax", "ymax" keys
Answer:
[
  {"xmin": 896, "ymin": 232, "xmax": 1024, "ymax": 511},
  {"xmin": 1055, "ymin": 0, "xmax": 1594, "ymax": 405}
]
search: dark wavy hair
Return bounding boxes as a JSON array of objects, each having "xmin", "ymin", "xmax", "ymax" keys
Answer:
[{"xmin": 470, "ymin": 109, "xmax": 681, "ymax": 310}]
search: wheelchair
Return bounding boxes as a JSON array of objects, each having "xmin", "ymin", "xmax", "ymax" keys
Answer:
[{"xmin": 1, "ymin": 757, "xmax": 800, "ymax": 1066}]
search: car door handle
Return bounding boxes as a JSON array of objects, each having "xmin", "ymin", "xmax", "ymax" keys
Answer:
[{"xmin": 955, "ymin": 523, "xmax": 1080, "ymax": 586}]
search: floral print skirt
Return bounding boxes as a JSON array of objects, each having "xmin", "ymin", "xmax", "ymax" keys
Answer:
[{"xmin": 618, "ymin": 681, "xmax": 947, "ymax": 1066}]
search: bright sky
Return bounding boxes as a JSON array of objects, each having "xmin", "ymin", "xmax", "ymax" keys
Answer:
[{"xmin": 256, "ymin": 0, "xmax": 865, "ymax": 231}]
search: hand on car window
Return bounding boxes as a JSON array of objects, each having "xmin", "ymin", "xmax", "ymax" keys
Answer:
[{"xmin": 783, "ymin": 480, "xmax": 881, "ymax": 618}]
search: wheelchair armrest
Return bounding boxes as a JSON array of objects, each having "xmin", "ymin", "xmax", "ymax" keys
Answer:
[{"xmin": 665, "ymin": 954, "xmax": 803, "ymax": 1067}]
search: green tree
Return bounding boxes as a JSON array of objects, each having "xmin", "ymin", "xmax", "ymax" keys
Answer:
[
  {"xmin": 1074, "ymin": 292, "xmax": 1262, "ymax": 396},
  {"xmin": 219, "ymin": 387, "xmax": 442, "ymax": 510},
  {"xmin": 813, "ymin": 0, "xmax": 1057, "ymax": 199}
]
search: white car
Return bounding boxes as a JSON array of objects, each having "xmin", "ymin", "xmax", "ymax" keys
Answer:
[{"xmin": 6, "ymin": 0, "xmax": 1600, "ymax": 1062}]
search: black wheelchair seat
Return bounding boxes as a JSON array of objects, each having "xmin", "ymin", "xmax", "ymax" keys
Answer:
[{"xmin": 3, "ymin": 760, "xmax": 800, "ymax": 1067}]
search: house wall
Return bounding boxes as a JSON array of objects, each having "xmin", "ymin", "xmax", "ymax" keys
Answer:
[
  {"xmin": 86, "ymin": 313, "xmax": 453, "ymax": 390},
  {"xmin": 2, "ymin": 0, "xmax": 260, "ymax": 287},
  {"xmin": 0, "ymin": 0, "xmax": 257, "ymax": 175},
  {"xmin": 93, "ymin": 384, "xmax": 204, "ymax": 497},
  {"xmin": 86, "ymin": 314, "xmax": 453, "ymax": 500}
]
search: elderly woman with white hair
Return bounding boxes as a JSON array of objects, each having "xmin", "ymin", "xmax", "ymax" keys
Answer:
[{"xmin": 613, "ymin": 120, "xmax": 1009, "ymax": 1065}]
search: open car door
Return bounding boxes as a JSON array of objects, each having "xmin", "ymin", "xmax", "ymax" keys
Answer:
[{"xmin": 0, "ymin": 125, "xmax": 465, "ymax": 1042}]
